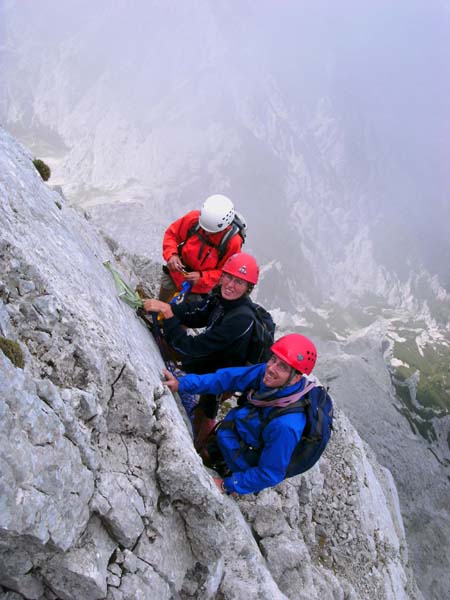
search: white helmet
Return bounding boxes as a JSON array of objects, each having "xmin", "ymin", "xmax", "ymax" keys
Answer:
[{"xmin": 199, "ymin": 194, "xmax": 235, "ymax": 233}]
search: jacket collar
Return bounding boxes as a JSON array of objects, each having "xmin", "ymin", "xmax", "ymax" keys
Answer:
[
  {"xmin": 254, "ymin": 370, "xmax": 306, "ymax": 401},
  {"xmin": 211, "ymin": 289, "xmax": 251, "ymax": 311}
]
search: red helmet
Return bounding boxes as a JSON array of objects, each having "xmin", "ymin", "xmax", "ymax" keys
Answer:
[
  {"xmin": 271, "ymin": 334, "xmax": 317, "ymax": 375},
  {"xmin": 222, "ymin": 253, "xmax": 259, "ymax": 285}
]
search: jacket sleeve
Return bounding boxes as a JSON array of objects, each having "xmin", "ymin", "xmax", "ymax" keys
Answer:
[
  {"xmin": 192, "ymin": 233, "xmax": 243, "ymax": 293},
  {"xmin": 163, "ymin": 307, "xmax": 253, "ymax": 360},
  {"xmin": 223, "ymin": 414, "xmax": 306, "ymax": 495},
  {"xmin": 162, "ymin": 211, "xmax": 200, "ymax": 262},
  {"xmin": 171, "ymin": 297, "xmax": 213, "ymax": 329},
  {"xmin": 178, "ymin": 364, "xmax": 264, "ymax": 396}
]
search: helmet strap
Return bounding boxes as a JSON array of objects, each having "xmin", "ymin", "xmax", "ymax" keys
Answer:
[{"xmin": 284, "ymin": 368, "xmax": 302, "ymax": 389}]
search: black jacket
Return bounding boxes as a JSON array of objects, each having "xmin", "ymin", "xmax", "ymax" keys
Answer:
[{"xmin": 163, "ymin": 291, "xmax": 254, "ymax": 374}]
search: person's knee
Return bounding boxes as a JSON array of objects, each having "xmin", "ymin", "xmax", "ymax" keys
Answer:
[{"xmin": 198, "ymin": 394, "xmax": 219, "ymax": 418}]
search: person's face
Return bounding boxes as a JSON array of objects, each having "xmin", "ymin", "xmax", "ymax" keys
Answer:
[
  {"xmin": 220, "ymin": 272, "xmax": 249, "ymax": 301},
  {"xmin": 263, "ymin": 354, "xmax": 301, "ymax": 388}
]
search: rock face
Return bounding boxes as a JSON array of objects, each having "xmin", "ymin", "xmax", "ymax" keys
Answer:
[{"xmin": 0, "ymin": 127, "xmax": 423, "ymax": 599}]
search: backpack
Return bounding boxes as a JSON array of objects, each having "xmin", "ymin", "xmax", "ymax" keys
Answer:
[
  {"xmin": 245, "ymin": 302, "xmax": 276, "ymax": 365},
  {"xmin": 262, "ymin": 386, "xmax": 334, "ymax": 477},
  {"xmin": 183, "ymin": 212, "xmax": 247, "ymax": 261}
]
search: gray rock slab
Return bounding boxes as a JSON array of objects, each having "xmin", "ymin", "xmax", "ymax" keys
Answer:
[{"xmin": 41, "ymin": 516, "xmax": 116, "ymax": 600}]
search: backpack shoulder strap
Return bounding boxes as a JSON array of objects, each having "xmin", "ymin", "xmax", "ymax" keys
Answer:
[
  {"xmin": 217, "ymin": 213, "xmax": 247, "ymax": 260},
  {"xmin": 248, "ymin": 300, "xmax": 275, "ymax": 329},
  {"xmin": 261, "ymin": 399, "xmax": 307, "ymax": 426},
  {"xmin": 187, "ymin": 222, "xmax": 200, "ymax": 238},
  {"xmin": 181, "ymin": 216, "xmax": 245, "ymax": 260},
  {"xmin": 258, "ymin": 384, "xmax": 326, "ymax": 429},
  {"xmin": 178, "ymin": 221, "xmax": 221, "ymax": 259},
  {"xmin": 183, "ymin": 221, "xmax": 219, "ymax": 246},
  {"xmin": 217, "ymin": 223, "xmax": 239, "ymax": 260}
]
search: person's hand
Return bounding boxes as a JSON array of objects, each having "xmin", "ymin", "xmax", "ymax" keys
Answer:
[
  {"xmin": 161, "ymin": 368, "xmax": 179, "ymax": 392},
  {"xmin": 143, "ymin": 299, "xmax": 174, "ymax": 319},
  {"xmin": 213, "ymin": 477, "xmax": 225, "ymax": 494},
  {"xmin": 167, "ymin": 254, "xmax": 184, "ymax": 272},
  {"xmin": 213, "ymin": 477, "xmax": 237, "ymax": 497},
  {"xmin": 184, "ymin": 271, "xmax": 201, "ymax": 285}
]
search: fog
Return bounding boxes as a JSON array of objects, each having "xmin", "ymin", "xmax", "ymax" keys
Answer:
[
  {"xmin": 2, "ymin": 7, "xmax": 450, "ymax": 596},
  {"xmin": 1, "ymin": 0, "xmax": 449, "ymax": 297}
]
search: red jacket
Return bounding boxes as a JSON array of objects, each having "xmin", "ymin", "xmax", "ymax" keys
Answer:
[{"xmin": 162, "ymin": 210, "xmax": 243, "ymax": 294}]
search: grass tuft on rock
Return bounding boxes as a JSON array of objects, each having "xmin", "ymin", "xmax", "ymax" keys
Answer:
[
  {"xmin": 33, "ymin": 158, "xmax": 51, "ymax": 181},
  {"xmin": 0, "ymin": 336, "xmax": 25, "ymax": 369}
]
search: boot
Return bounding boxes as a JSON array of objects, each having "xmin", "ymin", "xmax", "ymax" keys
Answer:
[{"xmin": 193, "ymin": 407, "xmax": 216, "ymax": 453}]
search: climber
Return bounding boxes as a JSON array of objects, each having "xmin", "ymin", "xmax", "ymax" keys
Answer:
[
  {"xmin": 162, "ymin": 334, "xmax": 320, "ymax": 496},
  {"xmin": 158, "ymin": 194, "xmax": 244, "ymax": 302},
  {"xmin": 144, "ymin": 252, "xmax": 260, "ymax": 450}
]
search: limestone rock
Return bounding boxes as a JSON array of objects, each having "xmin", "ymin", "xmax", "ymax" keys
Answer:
[{"xmin": 0, "ymin": 127, "xmax": 423, "ymax": 599}]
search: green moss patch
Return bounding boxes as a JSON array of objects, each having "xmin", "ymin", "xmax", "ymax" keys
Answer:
[
  {"xmin": 392, "ymin": 335, "xmax": 450, "ymax": 413},
  {"xmin": 0, "ymin": 336, "xmax": 25, "ymax": 369},
  {"xmin": 33, "ymin": 158, "xmax": 51, "ymax": 181},
  {"xmin": 391, "ymin": 331, "xmax": 450, "ymax": 447}
]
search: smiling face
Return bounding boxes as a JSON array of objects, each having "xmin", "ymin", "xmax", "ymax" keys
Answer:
[
  {"xmin": 263, "ymin": 354, "xmax": 302, "ymax": 388},
  {"xmin": 220, "ymin": 272, "xmax": 249, "ymax": 301}
]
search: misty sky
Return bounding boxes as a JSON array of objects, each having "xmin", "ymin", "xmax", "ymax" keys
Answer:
[{"xmin": 1, "ymin": 0, "xmax": 449, "ymax": 294}]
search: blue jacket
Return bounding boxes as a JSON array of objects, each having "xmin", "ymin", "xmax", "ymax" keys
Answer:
[{"xmin": 178, "ymin": 364, "xmax": 307, "ymax": 495}]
